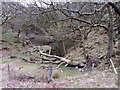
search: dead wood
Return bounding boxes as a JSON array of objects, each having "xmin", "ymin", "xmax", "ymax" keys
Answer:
[
  {"xmin": 21, "ymin": 47, "xmax": 85, "ymax": 68},
  {"xmin": 21, "ymin": 57, "xmax": 61, "ymax": 64},
  {"xmin": 37, "ymin": 48, "xmax": 85, "ymax": 68},
  {"xmin": 109, "ymin": 59, "xmax": 118, "ymax": 75},
  {"xmin": 57, "ymin": 62, "xmax": 66, "ymax": 69}
]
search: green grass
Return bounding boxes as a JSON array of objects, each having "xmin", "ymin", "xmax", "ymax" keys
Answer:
[
  {"xmin": 2, "ymin": 32, "xmax": 81, "ymax": 77},
  {"xmin": 2, "ymin": 58, "xmax": 15, "ymax": 64},
  {"xmin": 57, "ymin": 65, "xmax": 84, "ymax": 77},
  {"xmin": 62, "ymin": 69, "xmax": 80, "ymax": 76},
  {"xmin": 1, "ymin": 32, "xmax": 118, "ymax": 88},
  {"xmin": 1, "ymin": 33, "xmax": 22, "ymax": 50},
  {"xmin": 0, "ymin": 44, "xmax": 2, "ymax": 49},
  {"xmin": 2, "ymin": 33, "xmax": 16, "ymax": 43},
  {"xmin": 17, "ymin": 53, "xmax": 30, "ymax": 59},
  {"xmin": 32, "ymin": 52, "xmax": 40, "ymax": 56},
  {"xmin": 1, "ymin": 33, "xmax": 84, "ymax": 77}
]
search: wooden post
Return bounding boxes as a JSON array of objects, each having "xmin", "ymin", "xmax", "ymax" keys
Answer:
[
  {"xmin": 107, "ymin": 6, "xmax": 114, "ymax": 59},
  {"xmin": 91, "ymin": 63, "xmax": 94, "ymax": 76},
  {"xmin": 7, "ymin": 64, "xmax": 11, "ymax": 88},
  {"xmin": 81, "ymin": 28, "xmax": 87, "ymax": 60},
  {"xmin": 8, "ymin": 64, "xmax": 10, "ymax": 80},
  {"xmin": 48, "ymin": 65, "xmax": 52, "ymax": 83}
]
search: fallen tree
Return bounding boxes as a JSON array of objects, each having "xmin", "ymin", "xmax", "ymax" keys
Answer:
[
  {"xmin": 37, "ymin": 47, "xmax": 85, "ymax": 68},
  {"xmin": 20, "ymin": 46, "xmax": 102, "ymax": 70},
  {"xmin": 21, "ymin": 46, "xmax": 85, "ymax": 68},
  {"xmin": 39, "ymin": 51, "xmax": 85, "ymax": 68}
]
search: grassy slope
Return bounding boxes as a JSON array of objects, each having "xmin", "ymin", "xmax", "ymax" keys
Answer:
[
  {"xmin": 0, "ymin": 32, "xmax": 118, "ymax": 88},
  {"xmin": 68, "ymin": 29, "xmax": 108, "ymax": 59}
]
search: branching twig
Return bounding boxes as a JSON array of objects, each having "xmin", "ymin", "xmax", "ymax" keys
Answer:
[
  {"xmin": 57, "ymin": 3, "xmax": 107, "ymax": 16},
  {"xmin": 108, "ymin": 2, "xmax": 120, "ymax": 16}
]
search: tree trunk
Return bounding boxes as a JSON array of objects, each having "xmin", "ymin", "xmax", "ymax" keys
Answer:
[
  {"xmin": 61, "ymin": 38, "xmax": 66, "ymax": 56},
  {"xmin": 82, "ymin": 29, "xmax": 87, "ymax": 60}
]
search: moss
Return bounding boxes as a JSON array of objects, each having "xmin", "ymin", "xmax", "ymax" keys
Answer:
[{"xmin": 112, "ymin": 49, "xmax": 115, "ymax": 57}]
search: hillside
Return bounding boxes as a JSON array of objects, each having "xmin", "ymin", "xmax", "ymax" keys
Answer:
[
  {"xmin": 0, "ymin": 31, "xmax": 118, "ymax": 88},
  {"xmin": 1, "ymin": 1, "xmax": 120, "ymax": 88}
]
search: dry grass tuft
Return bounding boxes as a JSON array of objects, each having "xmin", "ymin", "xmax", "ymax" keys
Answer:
[{"xmin": 52, "ymin": 70, "xmax": 60, "ymax": 79}]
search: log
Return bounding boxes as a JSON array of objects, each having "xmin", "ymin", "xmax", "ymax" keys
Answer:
[
  {"xmin": 37, "ymin": 48, "xmax": 85, "ymax": 67},
  {"xmin": 21, "ymin": 47, "xmax": 85, "ymax": 68}
]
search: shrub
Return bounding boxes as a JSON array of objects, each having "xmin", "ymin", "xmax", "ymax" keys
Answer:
[{"xmin": 52, "ymin": 70, "xmax": 60, "ymax": 79}]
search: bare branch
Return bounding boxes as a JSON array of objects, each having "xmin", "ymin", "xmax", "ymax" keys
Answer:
[
  {"xmin": 47, "ymin": 16, "xmax": 109, "ymax": 31},
  {"xmin": 108, "ymin": 2, "xmax": 120, "ymax": 16},
  {"xmin": 47, "ymin": 17, "xmax": 71, "ymax": 23},
  {"xmin": 37, "ymin": 47, "xmax": 85, "ymax": 67},
  {"xmin": 56, "ymin": 62, "xmax": 66, "ymax": 69},
  {"xmin": 0, "ymin": 16, "xmax": 16, "ymax": 26},
  {"xmin": 57, "ymin": 3, "xmax": 107, "ymax": 16},
  {"xmin": 92, "ymin": 24, "xmax": 109, "ymax": 31}
]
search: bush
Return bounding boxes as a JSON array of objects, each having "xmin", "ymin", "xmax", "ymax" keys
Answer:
[{"xmin": 52, "ymin": 70, "xmax": 60, "ymax": 79}]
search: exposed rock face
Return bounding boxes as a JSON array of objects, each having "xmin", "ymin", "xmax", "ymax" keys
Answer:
[{"xmin": 50, "ymin": 39, "xmax": 76, "ymax": 57}]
